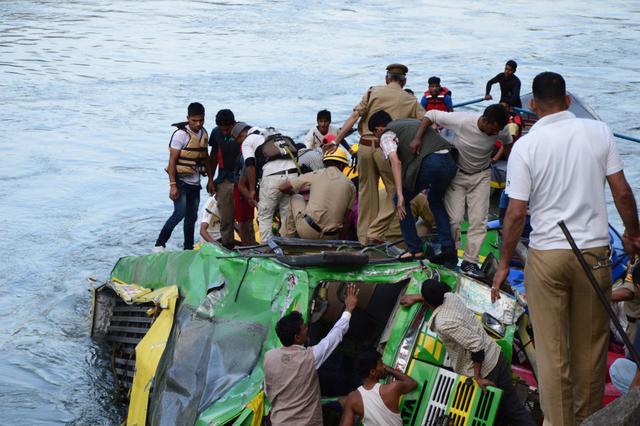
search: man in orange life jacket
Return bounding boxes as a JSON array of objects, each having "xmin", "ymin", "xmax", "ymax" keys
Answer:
[
  {"xmin": 420, "ymin": 76, "xmax": 453, "ymax": 112},
  {"xmin": 154, "ymin": 102, "xmax": 214, "ymax": 251}
]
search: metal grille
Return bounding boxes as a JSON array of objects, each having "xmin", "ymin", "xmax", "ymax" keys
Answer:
[
  {"xmin": 471, "ymin": 389, "xmax": 496, "ymax": 426},
  {"xmin": 423, "ymin": 369, "xmax": 457, "ymax": 425},
  {"xmin": 106, "ymin": 299, "xmax": 154, "ymax": 392},
  {"xmin": 449, "ymin": 379, "xmax": 476, "ymax": 425}
]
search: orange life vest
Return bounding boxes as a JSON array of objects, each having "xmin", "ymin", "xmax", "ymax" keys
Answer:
[{"xmin": 423, "ymin": 87, "xmax": 452, "ymax": 112}]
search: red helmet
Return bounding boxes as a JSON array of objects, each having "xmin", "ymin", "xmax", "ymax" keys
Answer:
[{"xmin": 322, "ymin": 134, "xmax": 337, "ymax": 145}]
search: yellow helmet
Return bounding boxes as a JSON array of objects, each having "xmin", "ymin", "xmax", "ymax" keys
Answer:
[{"xmin": 323, "ymin": 148, "xmax": 349, "ymax": 165}]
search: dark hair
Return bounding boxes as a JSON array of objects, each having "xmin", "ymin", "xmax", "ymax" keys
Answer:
[
  {"xmin": 420, "ymin": 279, "xmax": 451, "ymax": 307},
  {"xmin": 324, "ymin": 159, "xmax": 346, "ymax": 170},
  {"xmin": 355, "ymin": 349, "xmax": 381, "ymax": 378},
  {"xmin": 483, "ymin": 104, "xmax": 509, "ymax": 129},
  {"xmin": 386, "ymin": 72, "xmax": 406, "ymax": 83},
  {"xmin": 367, "ymin": 110, "xmax": 393, "ymax": 132},
  {"xmin": 506, "ymin": 60, "xmax": 517, "ymax": 71},
  {"xmin": 188, "ymin": 102, "xmax": 205, "ymax": 117},
  {"xmin": 216, "ymin": 109, "xmax": 235, "ymax": 126},
  {"xmin": 532, "ymin": 71, "xmax": 566, "ymax": 106},
  {"xmin": 275, "ymin": 311, "xmax": 304, "ymax": 347},
  {"xmin": 295, "ymin": 142, "xmax": 307, "ymax": 151},
  {"xmin": 317, "ymin": 109, "xmax": 332, "ymax": 122},
  {"xmin": 428, "ymin": 76, "xmax": 441, "ymax": 85},
  {"xmin": 404, "ymin": 88, "xmax": 415, "ymax": 95}
]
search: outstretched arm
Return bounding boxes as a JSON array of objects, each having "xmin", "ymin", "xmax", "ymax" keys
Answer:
[
  {"xmin": 278, "ymin": 179, "xmax": 294, "ymax": 194},
  {"xmin": 385, "ymin": 365, "xmax": 417, "ymax": 394},
  {"xmin": 168, "ymin": 148, "xmax": 180, "ymax": 201},
  {"xmin": 200, "ymin": 222, "xmax": 215, "ymax": 243},
  {"xmin": 246, "ymin": 164, "xmax": 258, "ymax": 201},
  {"xmin": 608, "ymin": 171, "xmax": 640, "ymax": 255},
  {"xmin": 492, "ymin": 198, "xmax": 527, "ymax": 303},
  {"xmin": 311, "ymin": 284, "xmax": 359, "ymax": 368},
  {"xmin": 204, "ymin": 155, "xmax": 214, "ymax": 195},
  {"xmin": 484, "ymin": 74, "xmax": 500, "ymax": 99},
  {"xmin": 409, "ymin": 117, "xmax": 434, "ymax": 154},
  {"xmin": 334, "ymin": 110, "xmax": 360, "ymax": 154},
  {"xmin": 399, "ymin": 294, "xmax": 424, "ymax": 307},
  {"xmin": 339, "ymin": 392, "xmax": 362, "ymax": 426},
  {"xmin": 389, "ymin": 152, "xmax": 406, "ymax": 219}
]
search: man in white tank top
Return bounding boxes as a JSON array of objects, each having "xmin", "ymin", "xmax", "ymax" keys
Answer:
[{"xmin": 339, "ymin": 350, "xmax": 416, "ymax": 426}]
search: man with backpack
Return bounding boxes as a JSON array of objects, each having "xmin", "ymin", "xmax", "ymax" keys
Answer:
[{"xmin": 234, "ymin": 123, "xmax": 299, "ymax": 243}]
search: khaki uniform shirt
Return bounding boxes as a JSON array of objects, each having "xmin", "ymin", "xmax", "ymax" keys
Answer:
[
  {"xmin": 354, "ymin": 81, "xmax": 425, "ymax": 141},
  {"xmin": 289, "ymin": 167, "xmax": 356, "ymax": 232}
]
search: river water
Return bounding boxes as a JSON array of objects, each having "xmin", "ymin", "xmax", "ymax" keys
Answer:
[{"xmin": 1, "ymin": 0, "xmax": 639, "ymax": 424}]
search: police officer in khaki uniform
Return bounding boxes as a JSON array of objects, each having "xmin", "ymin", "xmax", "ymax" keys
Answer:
[
  {"xmin": 334, "ymin": 64, "xmax": 425, "ymax": 245},
  {"xmin": 278, "ymin": 149, "xmax": 355, "ymax": 240}
]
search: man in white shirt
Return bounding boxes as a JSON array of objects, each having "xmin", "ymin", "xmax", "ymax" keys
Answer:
[
  {"xmin": 198, "ymin": 195, "xmax": 222, "ymax": 244},
  {"xmin": 492, "ymin": 71, "xmax": 640, "ymax": 425},
  {"xmin": 411, "ymin": 105, "xmax": 512, "ymax": 278},
  {"xmin": 303, "ymin": 109, "xmax": 339, "ymax": 149},
  {"xmin": 339, "ymin": 350, "xmax": 416, "ymax": 426},
  {"xmin": 233, "ymin": 123, "xmax": 298, "ymax": 243},
  {"xmin": 264, "ymin": 284, "xmax": 359, "ymax": 426}
]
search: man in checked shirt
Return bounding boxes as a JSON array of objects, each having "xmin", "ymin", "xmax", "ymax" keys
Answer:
[{"xmin": 401, "ymin": 279, "xmax": 534, "ymax": 425}]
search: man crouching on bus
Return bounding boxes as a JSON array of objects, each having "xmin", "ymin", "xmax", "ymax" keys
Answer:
[{"xmin": 401, "ymin": 279, "xmax": 535, "ymax": 425}]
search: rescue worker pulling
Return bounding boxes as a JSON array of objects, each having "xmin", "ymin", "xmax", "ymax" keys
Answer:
[{"xmin": 278, "ymin": 148, "xmax": 356, "ymax": 240}]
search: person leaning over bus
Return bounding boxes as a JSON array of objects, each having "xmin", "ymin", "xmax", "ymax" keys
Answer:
[{"xmin": 401, "ymin": 279, "xmax": 535, "ymax": 425}]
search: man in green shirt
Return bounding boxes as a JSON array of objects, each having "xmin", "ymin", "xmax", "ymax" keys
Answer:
[{"xmin": 368, "ymin": 110, "xmax": 456, "ymax": 266}]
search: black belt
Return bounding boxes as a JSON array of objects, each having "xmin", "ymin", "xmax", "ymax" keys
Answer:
[
  {"xmin": 304, "ymin": 214, "xmax": 339, "ymax": 235},
  {"xmin": 266, "ymin": 168, "xmax": 299, "ymax": 177},
  {"xmin": 458, "ymin": 165, "xmax": 492, "ymax": 175},
  {"xmin": 627, "ymin": 315, "xmax": 637, "ymax": 323}
]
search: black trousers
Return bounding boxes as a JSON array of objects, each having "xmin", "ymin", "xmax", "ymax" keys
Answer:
[{"xmin": 486, "ymin": 352, "xmax": 536, "ymax": 426}]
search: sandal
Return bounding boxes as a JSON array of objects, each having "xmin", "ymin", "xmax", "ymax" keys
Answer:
[{"xmin": 397, "ymin": 251, "xmax": 425, "ymax": 261}]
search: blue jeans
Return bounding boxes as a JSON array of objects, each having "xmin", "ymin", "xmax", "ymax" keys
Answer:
[
  {"xmin": 397, "ymin": 152, "xmax": 457, "ymax": 254},
  {"xmin": 155, "ymin": 181, "xmax": 201, "ymax": 249}
]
